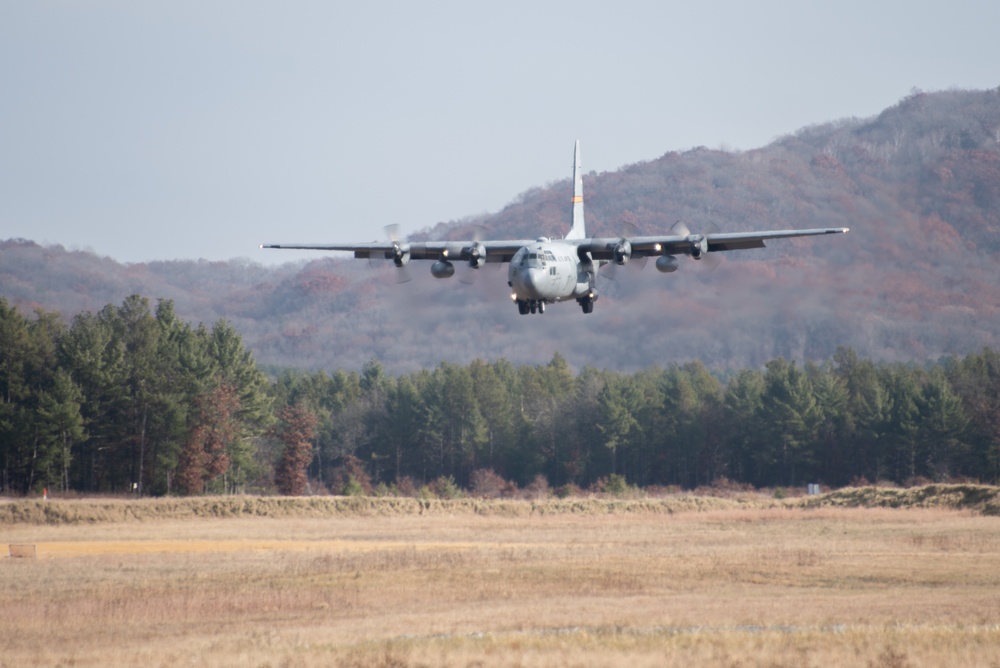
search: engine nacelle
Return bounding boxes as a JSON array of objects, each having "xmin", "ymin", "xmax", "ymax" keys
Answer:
[
  {"xmin": 688, "ymin": 234, "xmax": 708, "ymax": 260},
  {"xmin": 467, "ymin": 241, "xmax": 486, "ymax": 269},
  {"xmin": 610, "ymin": 239, "xmax": 632, "ymax": 265},
  {"xmin": 431, "ymin": 260, "xmax": 455, "ymax": 279},
  {"xmin": 655, "ymin": 255, "xmax": 679, "ymax": 273},
  {"xmin": 392, "ymin": 243, "xmax": 410, "ymax": 267}
]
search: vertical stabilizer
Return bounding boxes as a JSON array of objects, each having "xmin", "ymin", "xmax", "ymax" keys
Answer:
[{"xmin": 565, "ymin": 140, "xmax": 586, "ymax": 240}]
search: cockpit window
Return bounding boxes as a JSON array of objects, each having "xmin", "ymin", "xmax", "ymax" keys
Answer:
[{"xmin": 518, "ymin": 251, "xmax": 546, "ymax": 267}]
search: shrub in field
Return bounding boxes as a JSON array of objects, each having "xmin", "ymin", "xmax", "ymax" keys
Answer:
[
  {"xmin": 373, "ymin": 482, "xmax": 394, "ymax": 497},
  {"xmin": 422, "ymin": 476, "xmax": 463, "ymax": 499},
  {"xmin": 554, "ymin": 483, "xmax": 582, "ymax": 499},
  {"xmin": 330, "ymin": 455, "xmax": 374, "ymax": 496},
  {"xmin": 469, "ymin": 469, "xmax": 515, "ymax": 498},
  {"xmin": 522, "ymin": 474, "xmax": 550, "ymax": 500},
  {"xmin": 693, "ymin": 476, "xmax": 758, "ymax": 498},
  {"xmin": 341, "ymin": 476, "xmax": 365, "ymax": 497},
  {"xmin": 469, "ymin": 469, "xmax": 499, "ymax": 497},
  {"xmin": 393, "ymin": 476, "xmax": 420, "ymax": 498},
  {"xmin": 598, "ymin": 474, "xmax": 637, "ymax": 498}
]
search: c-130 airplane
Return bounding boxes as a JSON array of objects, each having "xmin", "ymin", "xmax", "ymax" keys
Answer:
[{"xmin": 262, "ymin": 141, "xmax": 848, "ymax": 315}]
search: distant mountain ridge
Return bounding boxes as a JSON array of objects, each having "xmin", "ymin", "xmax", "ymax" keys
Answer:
[{"xmin": 3, "ymin": 88, "xmax": 1000, "ymax": 373}]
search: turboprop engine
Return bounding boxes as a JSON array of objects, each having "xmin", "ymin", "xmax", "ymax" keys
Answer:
[
  {"xmin": 466, "ymin": 241, "xmax": 487, "ymax": 269},
  {"xmin": 655, "ymin": 255, "xmax": 679, "ymax": 273},
  {"xmin": 610, "ymin": 239, "xmax": 632, "ymax": 265},
  {"xmin": 689, "ymin": 234, "xmax": 708, "ymax": 260},
  {"xmin": 391, "ymin": 243, "xmax": 410, "ymax": 268}
]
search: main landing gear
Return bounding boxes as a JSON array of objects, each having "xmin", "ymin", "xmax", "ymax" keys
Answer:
[
  {"xmin": 516, "ymin": 299, "xmax": 546, "ymax": 315},
  {"xmin": 514, "ymin": 297, "xmax": 596, "ymax": 315}
]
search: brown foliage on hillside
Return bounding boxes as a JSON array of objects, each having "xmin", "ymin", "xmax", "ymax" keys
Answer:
[{"xmin": 3, "ymin": 89, "xmax": 1000, "ymax": 372}]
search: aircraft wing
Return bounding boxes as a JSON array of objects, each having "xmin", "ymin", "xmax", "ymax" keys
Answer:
[
  {"xmin": 263, "ymin": 227, "xmax": 848, "ymax": 263},
  {"xmin": 260, "ymin": 239, "xmax": 538, "ymax": 264},
  {"xmin": 576, "ymin": 227, "xmax": 849, "ymax": 260}
]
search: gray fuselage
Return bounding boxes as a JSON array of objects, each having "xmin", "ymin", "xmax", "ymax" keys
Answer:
[{"xmin": 507, "ymin": 239, "xmax": 592, "ymax": 304}]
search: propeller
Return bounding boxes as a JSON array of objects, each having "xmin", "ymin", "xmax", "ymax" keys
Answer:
[
  {"xmin": 671, "ymin": 220, "xmax": 721, "ymax": 271},
  {"xmin": 459, "ymin": 225, "xmax": 497, "ymax": 285},
  {"xmin": 373, "ymin": 224, "xmax": 412, "ymax": 283},
  {"xmin": 600, "ymin": 221, "xmax": 648, "ymax": 282},
  {"xmin": 467, "ymin": 241, "xmax": 486, "ymax": 269}
]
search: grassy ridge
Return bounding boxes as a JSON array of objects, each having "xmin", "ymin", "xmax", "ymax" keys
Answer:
[
  {"xmin": 0, "ymin": 494, "xmax": 753, "ymax": 526},
  {"xmin": 803, "ymin": 484, "xmax": 1000, "ymax": 515},
  {"xmin": 2, "ymin": 484, "xmax": 998, "ymax": 526}
]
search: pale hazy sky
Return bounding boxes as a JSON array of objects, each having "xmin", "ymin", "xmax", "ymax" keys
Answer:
[{"xmin": 2, "ymin": 1, "xmax": 998, "ymax": 265}]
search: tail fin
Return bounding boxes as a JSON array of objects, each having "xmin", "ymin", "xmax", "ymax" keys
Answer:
[{"xmin": 565, "ymin": 140, "xmax": 586, "ymax": 240}]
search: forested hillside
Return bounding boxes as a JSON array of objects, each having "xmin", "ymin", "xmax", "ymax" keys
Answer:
[
  {"xmin": 2, "ymin": 294, "xmax": 1000, "ymax": 496},
  {"xmin": 2, "ymin": 88, "xmax": 1000, "ymax": 373}
]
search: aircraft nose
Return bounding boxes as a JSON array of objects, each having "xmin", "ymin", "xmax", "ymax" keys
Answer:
[{"xmin": 513, "ymin": 267, "xmax": 543, "ymax": 298}]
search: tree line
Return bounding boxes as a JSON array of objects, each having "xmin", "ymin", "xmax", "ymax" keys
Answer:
[
  {"xmin": 0, "ymin": 296, "xmax": 301, "ymax": 496},
  {"xmin": 2, "ymin": 296, "xmax": 999, "ymax": 497}
]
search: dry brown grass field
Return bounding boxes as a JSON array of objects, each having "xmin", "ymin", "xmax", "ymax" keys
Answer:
[{"xmin": 2, "ymin": 489, "xmax": 1000, "ymax": 667}]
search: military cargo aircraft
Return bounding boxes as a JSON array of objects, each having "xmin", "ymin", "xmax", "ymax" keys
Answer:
[{"xmin": 262, "ymin": 141, "xmax": 848, "ymax": 315}]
